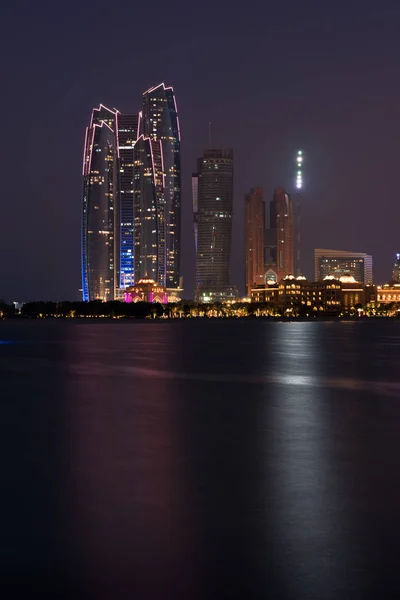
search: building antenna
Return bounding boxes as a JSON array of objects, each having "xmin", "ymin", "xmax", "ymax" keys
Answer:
[{"xmin": 208, "ymin": 121, "xmax": 211, "ymax": 148}]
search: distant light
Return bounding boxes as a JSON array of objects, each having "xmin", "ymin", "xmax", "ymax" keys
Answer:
[
  {"xmin": 296, "ymin": 182, "xmax": 302, "ymax": 189},
  {"xmin": 297, "ymin": 170, "xmax": 302, "ymax": 175},
  {"xmin": 298, "ymin": 150, "xmax": 303, "ymax": 156},
  {"xmin": 297, "ymin": 156, "xmax": 303, "ymax": 163}
]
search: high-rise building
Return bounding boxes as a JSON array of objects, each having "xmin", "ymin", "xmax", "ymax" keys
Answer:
[
  {"xmin": 266, "ymin": 187, "xmax": 294, "ymax": 280},
  {"xmin": 392, "ymin": 253, "xmax": 400, "ymax": 281},
  {"xmin": 82, "ymin": 104, "xmax": 119, "ymax": 302},
  {"xmin": 245, "ymin": 187, "xmax": 265, "ymax": 295},
  {"xmin": 133, "ymin": 135, "xmax": 166, "ymax": 285},
  {"xmin": 117, "ymin": 114, "xmax": 140, "ymax": 289},
  {"xmin": 142, "ymin": 83, "xmax": 181, "ymax": 289},
  {"xmin": 314, "ymin": 249, "xmax": 373, "ymax": 284},
  {"xmin": 193, "ymin": 149, "xmax": 234, "ymax": 301}
]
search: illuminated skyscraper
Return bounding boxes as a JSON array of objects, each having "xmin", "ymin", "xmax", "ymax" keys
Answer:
[
  {"xmin": 245, "ymin": 187, "xmax": 265, "ymax": 295},
  {"xmin": 133, "ymin": 135, "xmax": 166, "ymax": 285},
  {"xmin": 117, "ymin": 113, "xmax": 140, "ymax": 289},
  {"xmin": 392, "ymin": 253, "xmax": 400, "ymax": 281},
  {"xmin": 142, "ymin": 83, "xmax": 181, "ymax": 289},
  {"xmin": 193, "ymin": 148, "xmax": 235, "ymax": 301},
  {"xmin": 82, "ymin": 104, "xmax": 119, "ymax": 302}
]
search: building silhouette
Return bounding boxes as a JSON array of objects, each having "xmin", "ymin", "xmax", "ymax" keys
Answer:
[
  {"xmin": 245, "ymin": 187, "xmax": 265, "ymax": 295},
  {"xmin": 314, "ymin": 249, "xmax": 373, "ymax": 284},
  {"xmin": 82, "ymin": 104, "xmax": 119, "ymax": 301},
  {"xmin": 193, "ymin": 148, "xmax": 235, "ymax": 301}
]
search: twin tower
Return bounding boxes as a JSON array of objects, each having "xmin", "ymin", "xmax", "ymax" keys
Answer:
[{"xmin": 81, "ymin": 83, "xmax": 181, "ymax": 302}]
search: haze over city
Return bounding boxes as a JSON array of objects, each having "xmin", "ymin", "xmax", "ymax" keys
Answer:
[{"xmin": 2, "ymin": 0, "xmax": 400, "ymax": 301}]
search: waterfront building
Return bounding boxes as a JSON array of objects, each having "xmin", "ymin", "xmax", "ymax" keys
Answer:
[
  {"xmin": 377, "ymin": 282, "xmax": 400, "ymax": 303},
  {"xmin": 314, "ymin": 249, "xmax": 373, "ymax": 284},
  {"xmin": 245, "ymin": 187, "xmax": 265, "ymax": 295},
  {"xmin": 117, "ymin": 114, "xmax": 140, "ymax": 289},
  {"xmin": 82, "ymin": 104, "xmax": 119, "ymax": 301},
  {"xmin": 193, "ymin": 148, "xmax": 234, "ymax": 301},
  {"xmin": 124, "ymin": 278, "xmax": 168, "ymax": 303},
  {"xmin": 250, "ymin": 275, "xmax": 371, "ymax": 314},
  {"xmin": 142, "ymin": 83, "xmax": 181, "ymax": 289},
  {"xmin": 133, "ymin": 135, "xmax": 166, "ymax": 285}
]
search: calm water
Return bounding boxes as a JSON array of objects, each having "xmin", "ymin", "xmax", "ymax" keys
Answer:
[{"xmin": 1, "ymin": 319, "xmax": 400, "ymax": 598}]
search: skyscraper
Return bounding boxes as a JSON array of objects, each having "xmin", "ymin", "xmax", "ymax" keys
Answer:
[
  {"xmin": 133, "ymin": 135, "xmax": 166, "ymax": 285},
  {"xmin": 193, "ymin": 148, "xmax": 235, "ymax": 301},
  {"xmin": 266, "ymin": 187, "xmax": 294, "ymax": 280},
  {"xmin": 245, "ymin": 187, "xmax": 265, "ymax": 295},
  {"xmin": 82, "ymin": 104, "xmax": 119, "ymax": 302},
  {"xmin": 117, "ymin": 113, "xmax": 140, "ymax": 289},
  {"xmin": 314, "ymin": 249, "xmax": 373, "ymax": 284},
  {"xmin": 142, "ymin": 83, "xmax": 181, "ymax": 289},
  {"xmin": 392, "ymin": 253, "xmax": 400, "ymax": 281}
]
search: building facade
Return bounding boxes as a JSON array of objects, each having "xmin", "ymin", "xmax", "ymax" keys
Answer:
[
  {"xmin": 82, "ymin": 104, "xmax": 119, "ymax": 302},
  {"xmin": 117, "ymin": 114, "xmax": 139, "ymax": 289},
  {"xmin": 245, "ymin": 187, "xmax": 265, "ymax": 295},
  {"xmin": 142, "ymin": 83, "xmax": 181, "ymax": 289},
  {"xmin": 124, "ymin": 278, "xmax": 168, "ymax": 303},
  {"xmin": 314, "ymin": 249, "xmax": 373, "ymax": 284},
  {"xmin": 265, "ymin": 187, "xmax": 294, "ymax": 281},
  {"xmin": 133, "ymin": 135, "xmax": 166, "ymax": 285},
  {"xmin": 193, "ymin": 148, "xmax": 234, "ymax": 300}
]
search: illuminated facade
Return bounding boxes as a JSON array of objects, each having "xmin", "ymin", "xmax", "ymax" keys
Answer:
[
  {"xmin": 133, "ymin": 135, "xmax": 166, "ymax": 285},
  {"xmin": 82, "ymin": 104, "xmax": 119, "ymax": 301},
  {"xmin": 118, "ymin": 114, "xmax": 140, "ymax": 289},
  {"xmin": 124, "ymin": 278, "xmax": 168, "ymax": 303},
  {"xmin": 193, "ymin": 148, "xmax": 234, "ymax": 301},
  {"xmin": 251, "ymin": 275, "xmax": 369, "ymax": 313},
  {"xmin": 392, "ymin": 254, "xmax": 400, "ymax": 282},
  {"xmin": 245, "ymin": 187, "xmax": 265, "ymax": 295},
  {"xmin": 314, "ymin": 249, "xmax": 373, "ymax": 284},
  {"xmin": 142, "ymin": 83, "xmax": 181, "ymax": 289}
]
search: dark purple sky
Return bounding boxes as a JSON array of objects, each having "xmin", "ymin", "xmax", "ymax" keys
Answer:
[{"xmin": 1, "ymin": 0, "xmax": 400, "ymax": 301}]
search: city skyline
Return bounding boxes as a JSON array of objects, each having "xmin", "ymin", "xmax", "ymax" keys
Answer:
[{"xmin": 2, "ymin": 2, "xmax": 400, "ymax": 302}]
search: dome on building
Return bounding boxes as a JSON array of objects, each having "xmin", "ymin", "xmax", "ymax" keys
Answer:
[
  {"xmin": 323, "ymin": 275, "xmax": 335, "ymax": 280},
  {"xmin": 124, "ymin": 278, "xmax": 168, "ymax": 304},
  {"xmin": 283, "ymin": 275, "xmax": 295, "ymax": 280},
  {"xmin": 137, "ymin": 278, "xmax": 156, "ymax": 285},
  {"xmin": 296, "ymin": 275, "xmax": 307, "ymax": 281},
  {"xmin": 339, "ymin": 275, "xmax": 357, "ymax": 284}
]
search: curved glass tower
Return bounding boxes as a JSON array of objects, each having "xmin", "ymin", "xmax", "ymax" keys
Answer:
[
  {"xmin": 133, "ymin": 135, "xmax": 166, "ymax": 285},
  {"xmin": 142, "ymin": 83, "xmax": 181, "ymax": 289},
  {"xmin": 82, "ymin": 104, "xmax": 119, "ymax": 301}
]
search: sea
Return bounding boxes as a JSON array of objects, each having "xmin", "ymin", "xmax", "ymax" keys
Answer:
[{"xmin": 1, "ymin": 319, "xmax": 400, "ymax": 599}]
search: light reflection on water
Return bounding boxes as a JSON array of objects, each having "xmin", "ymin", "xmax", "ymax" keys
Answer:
[{"xmin": 1, "ymin": 320, "xmax": 400, "ymax": 598}]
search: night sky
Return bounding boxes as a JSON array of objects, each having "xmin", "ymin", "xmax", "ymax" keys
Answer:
[{"xmin": 2, "ymin": 0, "xmax": 400, "ymax": 302}]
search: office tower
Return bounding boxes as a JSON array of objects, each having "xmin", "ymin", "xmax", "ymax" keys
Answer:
[
  {"xmin": 193, "ymin": 148, "xmax": 234, "ymax": 300},
  {"xmin": 117, "ymin": 114, "xmax": 140, "ymax": 289},
  {"xmin": 269, "ymin": 187, "xmax": 294, "ymax": 280},
  {"xmin": 142, "ymin": 83, "xmax": 181, "ymax": 289},
  {"xmin": 82, "ymin": 104, "xmax": 119, "ymax": 302},
  {"xmin": 245, "ymin": 187, "xmax": 265, "ymax": 295},
  {"xmin": 392, "ymin": 253, "xmax": 400, "ymax": 281},
  {"xmin": 314, "ymin": 249, "xmax": 373, "ymax": 284},
  {"xmin": 133, "ymin": 135, "xmax": 166, "ymax": 285}
]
